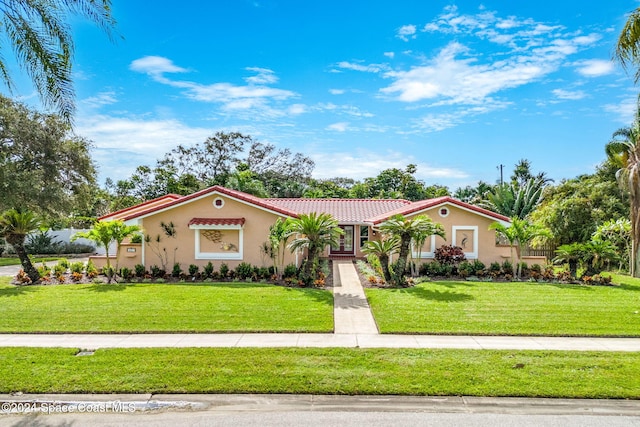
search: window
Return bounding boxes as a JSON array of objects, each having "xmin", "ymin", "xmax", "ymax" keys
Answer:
[
  {"xmin": 439, "ymin": 207, "xmax": 449, "ymax": 218},
  {"xmin": 359, "ymin": 226, "xmax": 369, "ymax": 248},
  {"xmin": 213, "ymin": 197, "xmax": 224, "ymax": 209}
]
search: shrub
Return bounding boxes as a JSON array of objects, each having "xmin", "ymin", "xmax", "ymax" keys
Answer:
[
  {"xmin": 219, "ymin": 263, "xmax": 229, "ymax": 278},
  {"xmin": 519, "ymin": 262, "xmax": 530, "ymax": 277},
  {"xmin": 15, "ymin": 269, "xmax": 32, "ymax": 285},
  {"xmin": 119, "ymin": 267, "xmax": 133, "ymax": 281},
  {"xmin": 256, "ymin": 267, "xmax": 270, "ymax": 280},
  {"xmin": 130, "ymin": 234, "xmax": 143, "ymax": 244},
  {"xmin": 501, "ymin": 260, "xmax": 513, "ymax": 275},
  {"xmin": 102, "ymin": 265, "xmax": 115, "ymax": 279},
  {"xmin": 471, "ymin": 260, "xmax": 486, "ymax": 276},
  {"xmin": 70, "ymin": 271, "xmax": 83, "ymax": 282},
  {"xmin": 25, "ymin": 231, "xmax": 62, "ymax": 254},
  {"xmin": 203, "ymin": 262, "xmax": 215, "ymax": 279},
  {"xmin": 37, "ymin": 264, "xmax": 51, "ymax": 277},
  {"xmin": 488, "ymin": 262, "xmax": 501, "ymax": 277},
  {"xmin": 150, "ymin": 265, "xmax": 165, "ymax": 278},
  {"xmin": 434, "ymin": 245, "xmax": 466, "ymax": 266},
  {"xmin": 53, "ymin": 263, "xmax": 67, "ymax": 276},
  {"xmin": 85, "ymin": 260, "xmax": 98, "ymax": 278},
  {"xmin": 235, "ymin": 262, "xmax": 254, "ymax": 280},
  {"xmin": 457, "ymin": 261, "xmax": 473, "ymax": 278},
  {"xmin": 283, "ymin": 263, "xmax": 298, "ymax": 279},
  {"xmin": 172, "ymin": 262, "xmax": 182, "ymax": 278},
  {"xmin": 58, "ymin": 259, "xmax": 70, "ymax": 269},
  {"xmin": 134, "ymin": 264, "xmax": 146, "ymax": 277},
  {"xmin": 530, "ymin": 264, "xmax": 542, "ymax": 274},
  {"xmin": 188, "ymin": 264, "xmax": 199, "ymax": 278},
  {"xmin": 70, "ymin": 262, "xmax": 84, "ymax": 274}
]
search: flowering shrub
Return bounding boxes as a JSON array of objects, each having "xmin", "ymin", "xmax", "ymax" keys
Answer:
[{"xmin": 434, "ymin": 245, "xmax": 466, "ymax": 266}]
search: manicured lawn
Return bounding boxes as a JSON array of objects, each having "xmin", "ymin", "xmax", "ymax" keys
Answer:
[
  {"xmin": 0, "ymin": 257, "xmax": 61, "ymax": 267},
  {"xmin": 1, "ymin": 347, "xmax": 639, "ymax": 398},
  {"xmin": 366, "ymin": 280, "xmax": 640, "ymax": 336},
  {"xmin": 0, "ymin": 281, "xmax": 333, "ymax": 333}
]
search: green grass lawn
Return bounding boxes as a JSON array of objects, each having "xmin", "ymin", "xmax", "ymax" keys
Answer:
[
  {"xmin": 0, "ymin": 257, "xmax": 62, "ymax": 267},
  {"xmin": 0, "ymin": 279, "xmax": 333, "ymax": 333},
  {"xmin": 366, "ymin": 279, "xmax": 640, "ymax": 336},
  {"xmin": 1, "ymin": 347, "xmax": 639, "ymax": 398}
]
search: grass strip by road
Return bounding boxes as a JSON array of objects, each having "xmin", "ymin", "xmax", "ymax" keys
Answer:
[
  {"xmin": 0, "ymin": 279, "xmax": 333, "ymax": 333},
  {"xmin": 366, "ymin": 279, "xmax": 640, "ymax": 336},
  {"xmin": 0, "ymin": 257, "xmax": 62, "ymax": 267},
  {"xmin": 1, "ymin": 347, "xmax": 639, "ymax": 398}
]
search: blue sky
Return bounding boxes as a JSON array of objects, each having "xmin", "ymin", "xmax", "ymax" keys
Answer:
[{"xmin": 11, "ymin": 1, "xmax": 640, "ymax": 190}]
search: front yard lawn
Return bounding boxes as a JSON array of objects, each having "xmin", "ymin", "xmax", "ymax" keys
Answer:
[
  {"xmin": 366, "ymin": 279, "xmax": 640, "ymax": 336},
  {"xmin": 0, "ymin": 279, "xmax": 333, "ymax": 333},
  {"xmin": 1, "ymin": 347, "xmax": 639, "ymax": 398}
]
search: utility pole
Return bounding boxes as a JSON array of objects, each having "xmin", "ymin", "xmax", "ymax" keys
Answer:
[{"xmin": 497, "ymin": 164, "xmax": 504, "ymax": 185}]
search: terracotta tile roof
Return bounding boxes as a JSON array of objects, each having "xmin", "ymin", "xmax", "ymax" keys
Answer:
[
  {"xmin": 266, "ymin": 198, "xmax": 411, "ymax": 223},
  {"xmin": 188, "ymin": 217, "xmax": 245, "ymax": 226},
  {"xmin": 120, "ymin": 185, "xmax": 299, "ymax": 221},
  {"xmin": 99, "ymin": 194, "xmax": 182, "ymax": 221},
  {"xmin": 367, "ymin": 196, "xmax": 511, "ymax": 224}
]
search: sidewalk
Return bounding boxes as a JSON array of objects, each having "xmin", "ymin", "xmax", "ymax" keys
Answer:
[{"xmin": 332, "ymin": 260, "xmax": 379, "ymax": 334}]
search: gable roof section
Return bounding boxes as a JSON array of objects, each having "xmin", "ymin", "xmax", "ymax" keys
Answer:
[
  {"xmin": 367, "ymin": 196, "xmax": 511, "ymax": 225},
  {"xmin": 266, "ymin": 198, "xmax": 411, "ymax": 223},
  {"xmin": 99, "ymin": 194, "xmax": 182, "ymax": 221},
  {"xmin": 118, "ymin": 185, "xmax": 299, "ymax": 221}
]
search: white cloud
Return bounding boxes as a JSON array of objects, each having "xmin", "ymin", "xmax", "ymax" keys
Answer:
[
  {"xmin": 604, "ymin": 96, "xmax": 637, "ymax": 124},
  {"xmin": 311, "ymin": 150, "xmax": 468, "ymax": 180},
  {"xmin": 384, "ymin": 52, "xmax": 395, "ymax": 59},
  {"xmin": 129, "ymin": 56, "xmax": 188, "ymax": 75},
  {"xmin": 288, "ymin": 104, "xmax": 307, "ymax": 115},
  {"xmin": 552, "ymin": 89, "xmax": 587, "ymax": 100},
  {"xmin": 327, "ymin": 122, "xmax": 349, "ymax": 132},
  {"xmin": 129, "ymin": 56, "xmax": 297, "ymax": 115},
  {"xmin": 575, "ymin": 59, "xmax": 615, "ymax": 77},
  {"xmin": 244, "ymin": 67, "xmax": 278, "ymax": 84},
  {"xmin": 336, "ymin": 61, "xmax": 388, "ymax": 73},
  {"xmin": 329, "ymin": 89, "xmax": 345, "ymax": 95},
  {"xmin": 397, "ymin": 24, "xmax": 417, "ymax": 41},
  {"xmin": 80, "ymin": 91, "xmax": 117, "ymax": 108}
]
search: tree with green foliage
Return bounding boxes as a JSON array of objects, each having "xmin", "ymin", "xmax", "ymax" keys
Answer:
[
  {"xmin": 73, "ymin": 220, "xmax": 140, "ymax": 283},
  {"xmin": 287, "ymin": 213, "xmax": 343, "ymax": 285},
  {"xmin": 593, "ymin": 218, "xmax": 631, "ymax": 271},
  {"xmin": 379, "ymin": 214, "xmax": 445, "ymax": 286},
  {"xmin": 362, "ymin": 237, "xmax": 399, "ymax": 283},
  {"xmin": 553, "ymin": 243, "xmax": 584, "ymax": 278},
  {"xmin": 0, "ymin": 96, "xmax": 97, "ymax": 220},
  {"xmin": 482, "ymin": 178, "xmax": 545, "ymax": 219},
  {"xmin": 269, "ymin": 217, "xmax": 292, "ymax": 279},
  {"xmin": 0, "ymin": 208, "xmax": 40, "ymax": 283},
  {"xmin": 490, "ymin": 217, "xmax": 551, "ymax": 279},
  {"xmin": 0, "ymin": 0, "xmax": 116, "ymax": 120},
  {"xmin": 615, "ymin": 7, "xmax": 640, "ymax": 82},
  {"xmin": 605, "ymin": 97, "xmax": 640, "ymax": 276}
]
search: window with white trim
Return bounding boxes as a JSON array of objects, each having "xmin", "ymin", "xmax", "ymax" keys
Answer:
[{"xmin": 190, "ymin": 224, "xmax": 243, "ymax": 260}]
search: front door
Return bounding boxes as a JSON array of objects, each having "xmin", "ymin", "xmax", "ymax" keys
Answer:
[{"xmin": 331, "ymin": 225, "xmax": 354, "ymax": 255}]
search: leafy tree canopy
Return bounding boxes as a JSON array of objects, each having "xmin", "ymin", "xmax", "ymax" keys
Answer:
[{"xmin": 0, "ymin": 95, "xmax": 97, "ymax": 221}]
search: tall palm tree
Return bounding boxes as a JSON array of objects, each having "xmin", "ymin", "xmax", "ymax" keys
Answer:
[
  {"xmin": 379, "ymin": 214, "xmax": 445, "ymax": 286},
  {"xmin": 490, "ymin": 217, "xmax": 551, "ymax": 279},
  {"xmin": 0, "ymin": 0, "xmax": 117, "ymax": 120},
  {"xmin": 605, "ymin": 97, "xmax": 640, "ymax": 276},
  {"xmin": 615, "ymin": 7, "xmax": 640, "ymax": 82},
  {"xmin": 0, "ymin": 208, "xmax": 40, "ymax": 283},
  {"xmin": 362, "ymin": 237, "xmax": 399, "ymax": 283},
  {"xmin": 481, "ymin": 178, "xmax": 545, "ymax": 220},
  {"xmin": 287, "ymin": 213, "xmax": 343, "ymax": 285}
]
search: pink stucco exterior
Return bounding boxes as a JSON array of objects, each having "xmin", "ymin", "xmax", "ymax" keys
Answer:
[{"xmin": 98, "ymin": 186, "xmax": 518, "ymax": 271}]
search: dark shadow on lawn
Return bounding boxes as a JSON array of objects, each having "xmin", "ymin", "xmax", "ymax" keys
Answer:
[
  {"xmin": 0, "ymin": 285, "xmax": 39, "ymax": 298},
  {"xmin": 617, "ymin": 284, "xmax": 640, "ymax": 292},
  {"xmin": 429, "ymin": 281, "xmax": 476, "ymax": 289},
  {"xmin": 545, "ymin": 282, "xmax": 594, "ymax": 291},
  {"xmin": 85, "ymin": 283, "xmax": 128, "ymax": 292},
  {"xmin": 394, "ymin": 287, "xmax": 474, "ymax": 302}
]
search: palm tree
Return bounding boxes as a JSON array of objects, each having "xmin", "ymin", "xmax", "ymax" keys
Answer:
[
  {"xmin": 0, "ymin": 208, "xmax": 40, "ymax": 283},
  {"xmin": 615, "ymin": 7, "xmax": 640, "ymax": 83},
  {"xmin": 379, "ymin": 214, "xmax": 445, "ymax": 286},
  {"xmin": 362, "ymin": 237, "xmax": 399, "ymax": 283},
  {"xmin": 0, "ymin": 0, "xmax": 117, "ymax": 120},
  {"xmin": 490, "ymin": 217, "xmax": 551, "ymax": 279},
  {"xmin": 269, "ymin": 217, "xmax": 292, "ymax": 279},
  {"xmin": 605, "ymin": 97, "xmax": 640, "ymax": 276},
  {"xmin": 553, "ymin": 243, "xmax": 583, "ymax": 278},
  {"xmin": 73, "ymin": 220, "xmax": 139, "ymax": 283},
  {"xmin": 287, "ymin": 213, "xmax": 343, "ymax": 285},
  {"xmin": 481, "ymin": 178, "xmax": 545, "ymax": 219}
]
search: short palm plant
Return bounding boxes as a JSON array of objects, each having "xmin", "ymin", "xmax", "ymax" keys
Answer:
[{"xmin": 0, "ymin": 208, "xmax": 41, "ymax": 283}]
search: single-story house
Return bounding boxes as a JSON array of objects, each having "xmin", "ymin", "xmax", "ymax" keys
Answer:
[{"xmin": 94, "ymin": 185, "xmax": 541, "ymax": 271}]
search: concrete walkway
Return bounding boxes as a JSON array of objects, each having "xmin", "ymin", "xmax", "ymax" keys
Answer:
[
  {"xmin": 2, "ymin": 260, "xmax": 640, "ymax": 351},
  {"xmin": 332, "ymin": 260, "xmax": 379, "ymax": 334}
]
